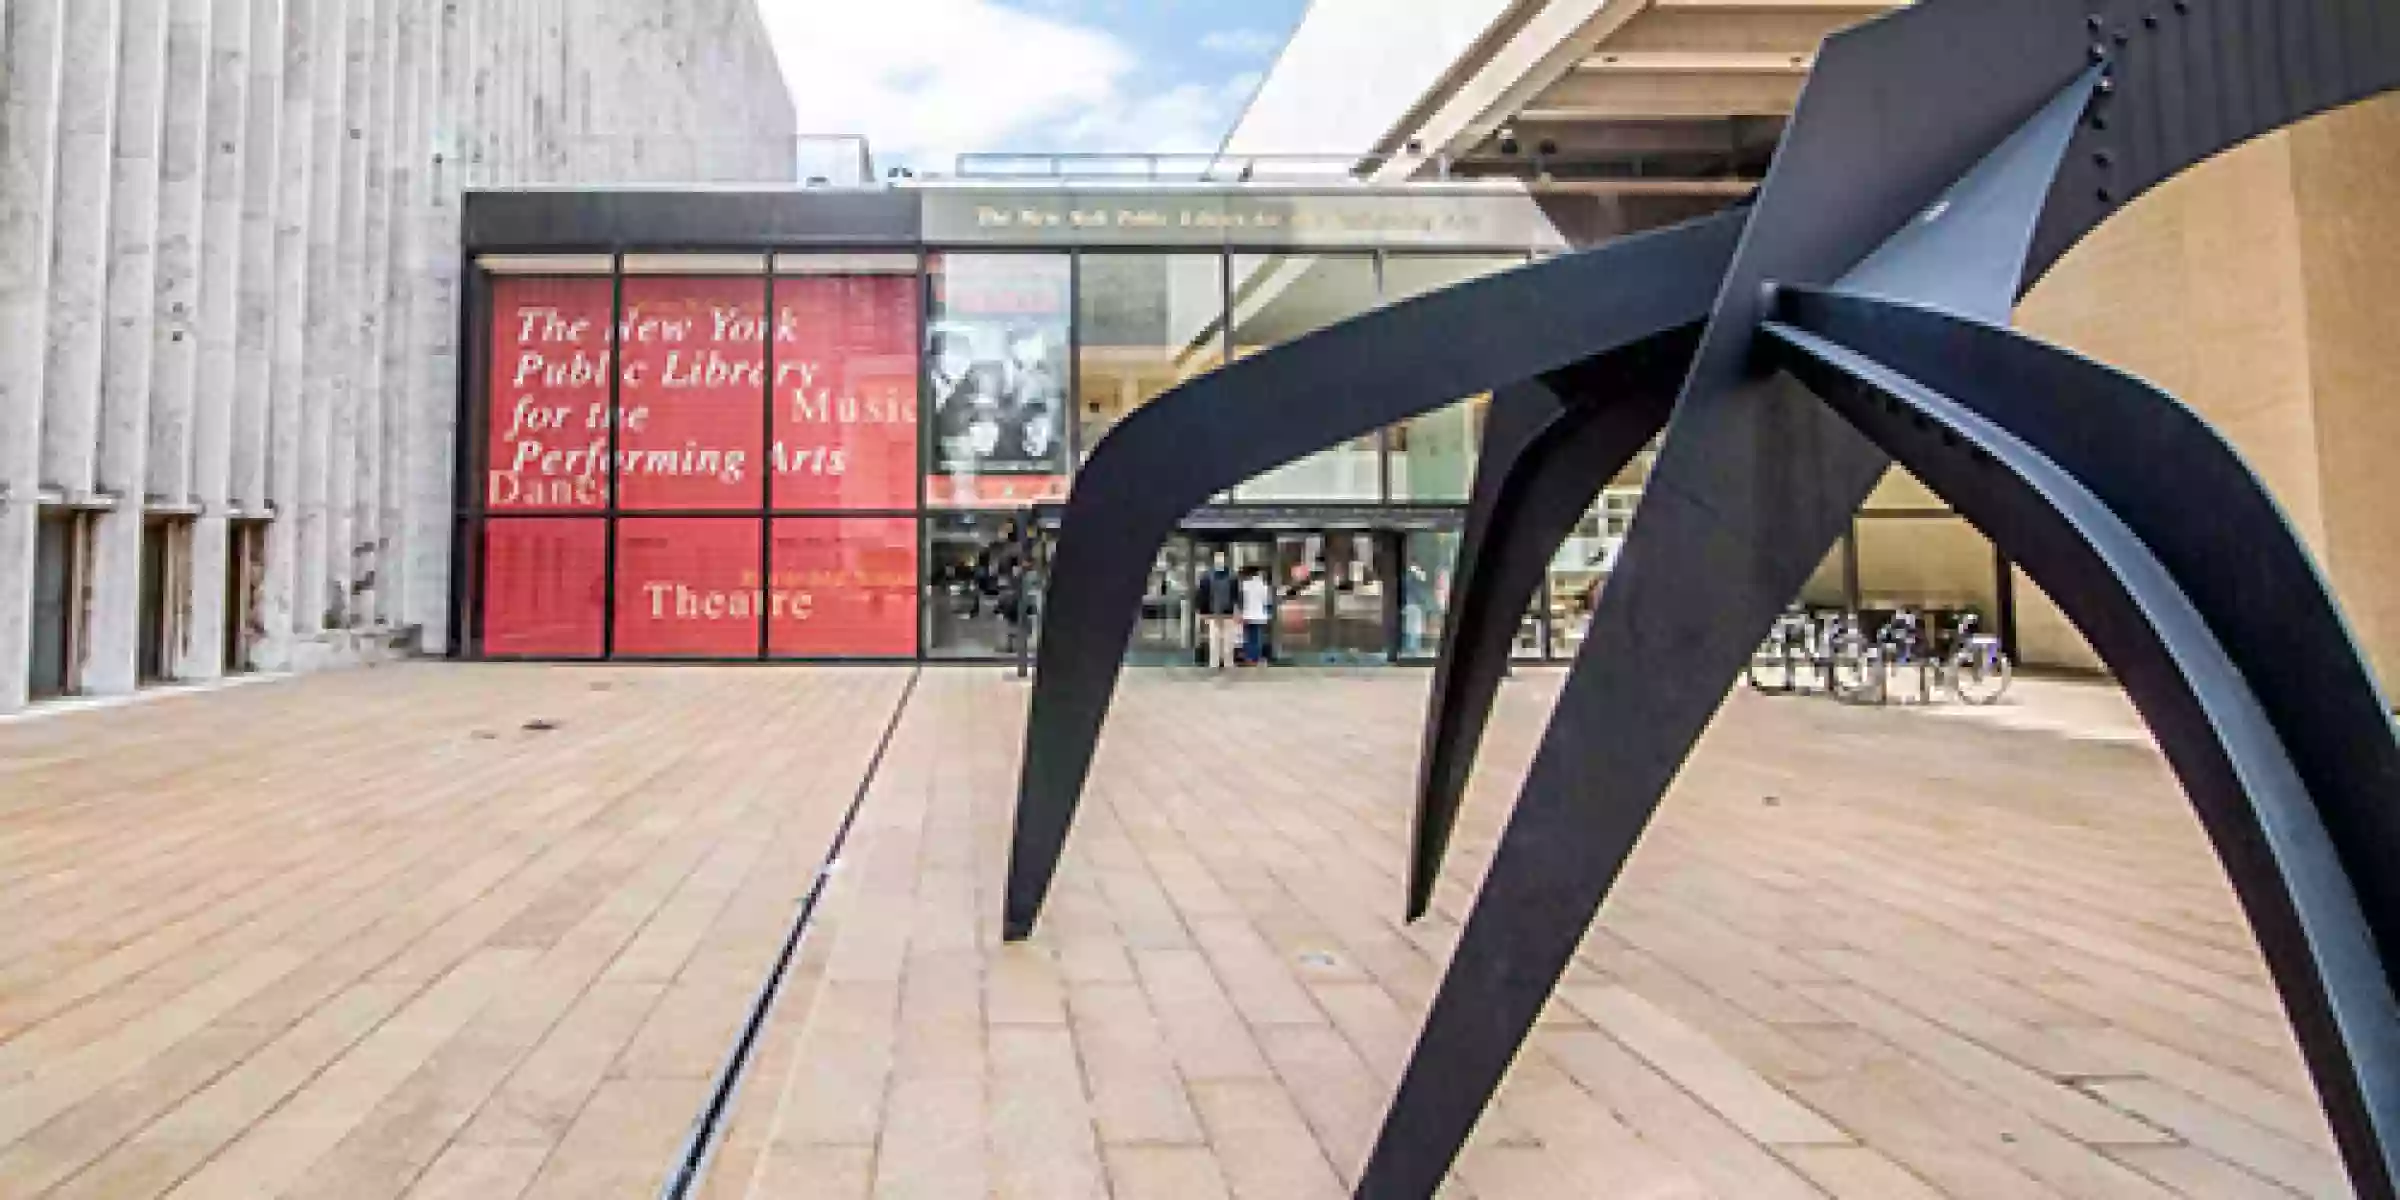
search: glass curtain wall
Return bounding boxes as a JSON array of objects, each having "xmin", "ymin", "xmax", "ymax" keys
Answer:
[
  {"xmin": 475, "ymin": 254, "xmax": 924, "ymax": 660},
  {"xmin": 470, "ymin": 245, "xmax": 1558, "ymax": 664},
  {"xmin": 1546, "ymin": 486, "xmax": 1643, "ymax": 659},
  {"xmin": 924, "ymin": 253, "xmax": 1073, "ymax": 508},
  {"xmin": 1381, "ymin": 256, "xmax": 1527, "ymax": 503},
  {"xmin": 1075, "ymin": 253, "xmax": 1229, "ymax": 661},
  {"xmin": 921, "ymin": 252, "xmax": 1072, "ymax": 657},
  {"xmin": 1076, "ymin": 254, "xmax": 1227, "ymax": 454},
  {"xmin": 1228, "ymin": 254, "xmax": 1381, "ymax": 502}
]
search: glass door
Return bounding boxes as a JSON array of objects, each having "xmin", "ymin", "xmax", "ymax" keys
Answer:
[
  {"xmin": 1326, "ymin": 532, "xmax": 1389, "ymax": 664},
  {"xmin": 1130, "ymin": 536, "xmax": 1194, "ymax": 665},
  {"xmin": 1271, "ymin": 535, "xmax": 1326, "ymax": 662},
  {"xmin": 1175, "ymin": 535, "xmax": 1275, "ymax": 666},
  {"xmin": 1267, "ymin": 531, "xmax": 1391, "ymax": 665}
]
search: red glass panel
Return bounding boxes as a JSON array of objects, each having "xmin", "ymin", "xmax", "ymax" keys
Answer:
[
  {"xmin": 616, "ymin": 277, "xmax": 768, "ymax": 510},
  {"xmin": 481, "ymin": 519, "xmax": 606, "ymax": 655},
  {"xmin": 613, "ymin": 518, "xmax": 763, "ymax": 657},
  {"xmin": 773, "ymin": 275, "xmax": 920, "ymax": 510},
  {"xmin": 768, "ymin": 518, "xmax": 919, "ymax": 657},
  {"xmin": 487, "ymin": 278, "xmax": 614, "ymax": 511}
]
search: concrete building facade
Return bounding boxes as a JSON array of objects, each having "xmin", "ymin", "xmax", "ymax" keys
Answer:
[{"xmin": 0, "ymin": 0, "xmax": 796, "ymax": 711}]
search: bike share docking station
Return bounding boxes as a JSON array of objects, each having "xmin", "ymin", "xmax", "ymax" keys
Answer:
[{"xmin": 1749, "ymin": 605, "xmax": 2013, "ymax": 706}]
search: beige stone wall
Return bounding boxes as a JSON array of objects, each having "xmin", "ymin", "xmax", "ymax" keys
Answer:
[
  {"xmin": 2291, "ymin": 98, "xmax": 2400, "ymax": 699},
  {"xmin": 2013, "ymin": 93, "xmax": 2400, "ymax": 690}
]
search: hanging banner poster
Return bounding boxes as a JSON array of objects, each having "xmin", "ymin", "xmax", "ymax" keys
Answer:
[
  {"xmin": 481, "ymin": 519, "xmax": 606, "ymax": 655},
  {"xmin": 616, "ymin": 276, "xmax": 767, "ymax": 510},
  {"xmin": 773, "ymin": 274, "xmax": 920, "ymax": 510},
  {"xmin": 487, "ymin": 277, "xmax": 615, "ymax": 511},
  {"xmin": 613, "ymin": 518, "xmax": 763, "ymax": 657},
  {"xmin": 768, "ymin": 518, "xmax": 919, "ymax": 657},
  {"xmin": 924, "ymin": 254, "xmax": 1071, "ymax": 507}
]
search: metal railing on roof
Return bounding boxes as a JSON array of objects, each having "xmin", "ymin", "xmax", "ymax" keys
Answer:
[
  {"xmin": 946, "ymin": 148, "xmax": 1766, "ymax": 189},
  {"xmin": 951, "ymin": 151, "xmax": 1383, "ymax": 184}
]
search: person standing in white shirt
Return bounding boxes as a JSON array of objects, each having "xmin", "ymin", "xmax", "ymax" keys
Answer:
[{"xmin": 1239, "ymin": 566, "xmax": 1275, "ymax": 667}]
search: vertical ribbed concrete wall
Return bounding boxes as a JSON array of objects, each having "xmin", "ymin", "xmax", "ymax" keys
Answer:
[{"xmin": 0, "ymin": 0, "xmax": 798, "ymax": 711}]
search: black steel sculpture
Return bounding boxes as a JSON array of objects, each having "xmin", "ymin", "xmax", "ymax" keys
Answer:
[
  {"xmin": 1001, "ymin": 207, "xmax": 1749, "ymax": 940},
  {"xmin": 1009, "ymin": 0, "xmax": 2400, "ymax": 1195},
  {"xmin": 1405, "ymin": 335, "xmax": 1699, "ymax": 921}
]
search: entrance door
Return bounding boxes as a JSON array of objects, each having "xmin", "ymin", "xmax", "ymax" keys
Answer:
[
  {"xmin": 30, "ymin": 512, "xmax": 82, "ymax": 700},
  {"xmin": 1323, "ymin": 532, "xmax": 1388, "ymax": 663},
  {"xmin": 1271, "ymin": 535, "xmax": 1326, "ymax": 661},
  {"xmin": 138, "ymin": 519, "xmax": 178, "ymax": 684},
  {"xmin": 224, "ymin": 521, "xmax": 265, "ymax": 674},
  {"xmin": 1269, "ymin": 532, "xmax": 1390, "ymax": 664},
  {"xmin": 1176, "ymin": 535, "xmax": 1271, "ymax": 665}
]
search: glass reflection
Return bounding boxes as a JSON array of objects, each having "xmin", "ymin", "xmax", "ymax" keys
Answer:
[
  {"xmin": 1076, "ymin": 254, "xmax": 1226, "ymax": 455},
  {"xmin": 1400, "ymin": 531, "xmax": 1459, "ymax": 659},
  {"xmin": 615, "ymin": 277, "xmax": 767, "ymax": 511},
  {"xmin": 1381, "ymin": 256, "xmax": 1526, "ymax": 503},
  {"xmin": 1546, "ymin": 486, "xmax": 1643, "ymax": 659},
  {"xmin": 1228, "ymin": 254, "xmax": 1381, "ymax": 502},
  {"xmin": 481, "ymin": 518, "xmax": 606, "ymax": 656},
  {"xmin": 924, "ymin": 512, "xmax": 1049, "ymax": 658}
]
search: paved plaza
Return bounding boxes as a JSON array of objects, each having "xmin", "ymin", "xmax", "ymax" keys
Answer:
[{"xmin": 0, "ymin": 664, "xmax": 2351, "ymax": 1198}]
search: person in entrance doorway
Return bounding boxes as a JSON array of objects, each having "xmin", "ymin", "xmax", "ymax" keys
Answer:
[
  {"xmin": 1239, "ymin": 565, "xmax": 1274, "ymax": 667},
  {"xmin": 1197, "ymin": 553, "xmax": 1241, "ymax": 671}
]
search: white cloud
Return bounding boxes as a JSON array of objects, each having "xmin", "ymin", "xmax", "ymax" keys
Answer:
[
  {"xmin": 757, "ymin": 0, "xmax": 1260, "ymax": 173},
  {"xmin": 1054, "ymin": 72, "xmax": 1266, "ymax": 158},
  {"xmin": 1199, "ymin": 28, "xmax": 1284, "ymax": 57}
]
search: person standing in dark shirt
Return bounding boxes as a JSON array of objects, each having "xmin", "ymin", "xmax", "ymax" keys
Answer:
[{"xmin": 1196, "ymin": 552, "xmax": 1240, "ymax": 672}]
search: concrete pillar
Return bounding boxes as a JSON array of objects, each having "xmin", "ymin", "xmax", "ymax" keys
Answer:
[
  {"xmin": 461, "ymin": 0, "xmax": 486, "ymax": 187},
  {"xmin": 258, "ymin": 0, "xmax": 322, "ymax": 670},
  {"xmin": 407, "ymin": 0, "xmax": 460, "ymax": 651},
  {"xmin": 82, "ymin": 0, "xmax": 175, "ymax": 698},
  {"xmin": 0, "ymin": 0, "xmax": 70, "ymax": 712},
  {"xmin": 319, "ymin": 0, "xmax": 372, "ymax": 639},
  {"xmin": 373, "ymin": 0, "xmax": 420, "ymax": 631},
  {"xmin": 147, "ymin": 0, "xmax": 216, "ymax": 511},
  {"xmin": 291, "ymin": 0, "xmax": 345, "ymax": 650},
  {"xmin": 179, "ymin": 0, "xmax": 255, "ymax": 681},
  {"xmin": 344, "ymin": 0, "xmax": 394, "ymax": 634},
  {"xmin": 230, "ymin": 0, "xmax": 281, "ymax": 518},
  {"xmin": 496, "ymin": 0, "xmax": 518, "ymax": 181},
  {"xmin": 475, "ymin": 0, "xmax": 498, "ymax": 183},
  {"xmin": 40, "ymin": 0, "xmax": 125, "ymax": 499}
]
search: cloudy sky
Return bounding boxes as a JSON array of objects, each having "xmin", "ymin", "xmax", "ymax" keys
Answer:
[{"xmin": 757, "ymin": 0, "xmax": 1308, "ymax": 174}]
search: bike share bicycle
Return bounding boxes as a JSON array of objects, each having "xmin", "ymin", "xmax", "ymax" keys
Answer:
[{"xmin": 1749, "ymin": 605, "xmax": 2011, "ymax": 706}]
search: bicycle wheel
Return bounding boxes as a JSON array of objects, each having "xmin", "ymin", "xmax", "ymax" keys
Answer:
[
  {"xmin": 1950, "ymin": 642, "xmax": 2014, "ymax": 705},
  {"xmin": 1747, "ymin": 642, "xmax": 1796, "ymax": 694},
  {"xmin": 1831, "ymin": 646, "xmax": 1883, "ymax": 704}
]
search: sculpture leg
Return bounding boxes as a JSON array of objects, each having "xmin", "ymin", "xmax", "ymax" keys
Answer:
[
  {"xmin": 1406, "ymin": 334, "xmax": 1692, "ymax": 921},
  {"xmin": 1006, "ymin": 211, "xmax": 1747, "ymax": 939},
  {"xmin": 1444, "ymin": 381, "xmax": 1564, "ymax": 604},
  {"xmin": 1358, "ymin": 367, "xmax": 1885, "ymax": 1197},
  {"xmin": 1766, "ymin": 302, "xmax": 2400, "ymax": 1196},
  {"xmin": 1356, "ymin": 32, "xmax": 2104, "ymax": 1193}
]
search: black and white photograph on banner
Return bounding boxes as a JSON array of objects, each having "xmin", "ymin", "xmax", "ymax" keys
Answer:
[{"xmin": 925, "ymin": 255, "xmax": 1071, "ymax": 506}]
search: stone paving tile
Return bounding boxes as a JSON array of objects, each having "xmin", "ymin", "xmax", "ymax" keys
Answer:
[
  {"xmin": 730, "ymin": 668, "xmax": 2350, "ymax": 1199},
  {"xmin": 0, "ymin": 664, "xmax": 905, "ymax": 1199},
  {"xmin": 0, "ymin": 663, "xmax": 2357, "ymax": 1198}
]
